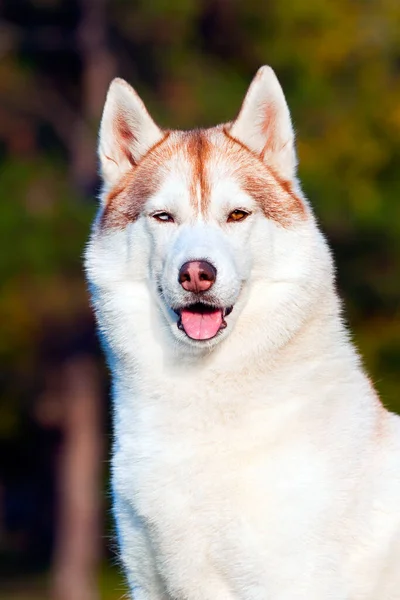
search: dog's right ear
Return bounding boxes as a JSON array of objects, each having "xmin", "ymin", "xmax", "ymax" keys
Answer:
[{"xmin": 98, "ymin": 78, "xmax": 164, "ymax": 189}]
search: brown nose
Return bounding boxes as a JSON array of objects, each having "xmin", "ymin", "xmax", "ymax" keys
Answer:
[{"xmin": 178, "ymin": 260, "xmax": 217, "ymax": 293}]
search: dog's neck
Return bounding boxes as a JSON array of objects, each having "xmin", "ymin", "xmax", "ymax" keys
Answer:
[{"xmin": 106, "ymin": 278, "xmax": 362, "ymax": 411}]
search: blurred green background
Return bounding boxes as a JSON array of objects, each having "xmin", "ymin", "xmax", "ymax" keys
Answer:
[{"xmin": 0, "ymin": 0, "xmax": 399, "ymax": 598}]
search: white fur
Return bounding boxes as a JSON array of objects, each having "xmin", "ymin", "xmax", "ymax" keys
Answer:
[
  {"xmin": 85, "ymin": 67, "xmax": 400, "ymax": 599},
  {"xmin": 229, "ymin": 66, "xmax": 297, "ymax": 179},
  {"xmin": 98, "ymin": 77, "xmax": 163, "ymax": 190}
]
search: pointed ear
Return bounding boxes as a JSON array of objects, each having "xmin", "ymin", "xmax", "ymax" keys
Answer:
[
  {"xmin": 98, "ymin": 78, "xmax": 164, "ymax": 188},
  {"xmin": 229, "ymin": 66, "xmax": 297, "ymax": 180}
]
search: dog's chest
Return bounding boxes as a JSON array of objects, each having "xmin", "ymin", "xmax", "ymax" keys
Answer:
[
  {"xmin": 111, "ymin": 378, "xmax": 400, "ymax": 597},
  {"xmin": 113, "ymin": 389, "xmax": 334, "ymax": 576}
]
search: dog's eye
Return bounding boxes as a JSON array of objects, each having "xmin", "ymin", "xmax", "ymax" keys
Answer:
[
  {"xmin": 152, "ymin": 212, "xmax": 175, "ymax": 223},
  {"xmin": 227, "ymin": 209, "xmax": 251, "ymax": 223}
]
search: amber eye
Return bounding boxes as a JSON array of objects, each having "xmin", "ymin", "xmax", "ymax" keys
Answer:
[
  {"xmin": 227, "ymin": 209, "xmax": 251, "ymax": 223},
  {"xmin": 152, "ymin": 212, "xmax": 175, "ymax": 223}
]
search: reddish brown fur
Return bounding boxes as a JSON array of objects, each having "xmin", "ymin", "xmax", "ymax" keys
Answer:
[
  {"xmin": 183, "ymin": 130, "xmax": 212, "ymax": 213},
  {"xmin": 260, "ymin": 102, "xmax": 277, "ymax": 154},
  {"xmin": 266, "ymin": 166, "xmax": 307, "ymax": 222},
  {"xmin": 241, "ymin": 172, "xmax": 304, "ymax": 226},
  {"xmin": 101, "ymin": 133, "xmax": 171, "ymax": 228},
  {"xmin": 223, "ymin": 128, "xmax": 306, "ymax": 225},
  {"xmin": 114, "ymin": 111, "xmax": 137, "ymax": 167},
  {"xmin": 102, "ymin": 126, "xmax": 306, "ymax": 230}
]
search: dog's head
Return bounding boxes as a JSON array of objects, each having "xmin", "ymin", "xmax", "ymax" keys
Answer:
[{"xmin": 86, "ymin": 67, "xmax": 334, "ymax": 355}]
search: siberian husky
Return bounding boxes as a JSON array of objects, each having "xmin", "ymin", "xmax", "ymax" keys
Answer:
[{"xmin": 85, "ymin": 67, "xmax": 400, "ymax": 599}]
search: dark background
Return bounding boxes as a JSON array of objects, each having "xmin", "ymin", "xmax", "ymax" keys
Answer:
[{"xmin": 0, "ymin": 0, "xmax": 399, "ymax": 598}]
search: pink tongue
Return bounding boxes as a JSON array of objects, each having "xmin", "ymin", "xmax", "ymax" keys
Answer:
[{"xmin": 180, "ymin": 309, "xmax": 223, "ymax": 340}]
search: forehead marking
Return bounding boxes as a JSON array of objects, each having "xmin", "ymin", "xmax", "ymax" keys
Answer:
[
  {"xmin": 100, "ymin": 127, "xmax": 306, "ymax": 230},
  {"xmin": 184, "ymin": 131, "xmax": 211, "ymax": 215}
]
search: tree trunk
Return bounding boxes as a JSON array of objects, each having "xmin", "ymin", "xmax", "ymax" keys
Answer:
[{"xmin": 51, "ymin": 356, "xmax": 103, "ymax": 600}]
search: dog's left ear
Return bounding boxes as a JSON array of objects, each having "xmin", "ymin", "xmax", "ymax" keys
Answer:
[{"xmin": 229, "ymin": 66, "xmax": 297, "ymax": 180}]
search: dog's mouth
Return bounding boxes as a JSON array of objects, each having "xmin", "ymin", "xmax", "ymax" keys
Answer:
[{"xmin": 174, "ymin": 303, "xmax": 233, "ymax": 341}]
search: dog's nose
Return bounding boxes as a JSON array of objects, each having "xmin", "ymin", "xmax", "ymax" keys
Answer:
[{"xmin": 178, "ymin": 260, "xmax": 217, "ymax": 293}]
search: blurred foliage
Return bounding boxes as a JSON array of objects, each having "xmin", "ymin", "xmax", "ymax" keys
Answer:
[
  {"xmin": 0, "ymin": 564, "xmax": 126, "ymax": 599},
  {"xmin": 0, "ymin": 0, "xmax": 399, "ymax": 427},
  {"xmin": 0, "ymin": 0, "xmax": 399, "ymax": 593}
]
